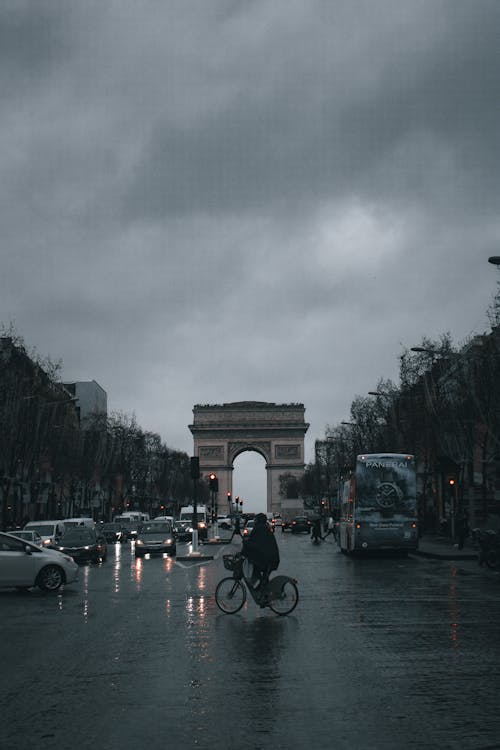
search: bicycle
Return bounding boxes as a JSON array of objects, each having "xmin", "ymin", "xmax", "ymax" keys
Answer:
[{"xmin": 215, "ymin": 553, "xmax": 299, "ymax": 616}]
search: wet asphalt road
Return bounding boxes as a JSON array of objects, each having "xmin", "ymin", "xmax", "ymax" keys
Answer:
[{"xmin": 1, "ymin": 532, "xmax": 500, "ymax": 750}]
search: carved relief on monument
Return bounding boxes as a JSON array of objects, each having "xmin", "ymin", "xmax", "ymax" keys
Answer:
[
  {"xmin": 199, "ymin": 446, "xmax": 224, "ymax": 459},
  {"xmin": 275, "ymin": 444, "xmax": 301, "ymax": 459}
]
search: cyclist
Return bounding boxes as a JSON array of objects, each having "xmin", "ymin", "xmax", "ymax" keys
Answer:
[{"xmin": 241, "ymin": 512, "xmax": 280, "ymax": 589}]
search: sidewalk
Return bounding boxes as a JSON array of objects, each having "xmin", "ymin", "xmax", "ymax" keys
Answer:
[{"xmin": 413, "ymin": 535, "xmax": 477, "ymax": 560}]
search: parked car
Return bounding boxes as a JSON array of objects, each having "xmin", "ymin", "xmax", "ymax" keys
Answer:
[
  {"xmin": 134, "ymin": 521, "xmax": 176, "ymax": 557},
  {"xmin": 173, "ymin": 520, "xmax": 192, "ymax": 542},
  {"xmin": 53, "ymin": 527, "xmax": 108, "ymax": 563},
  {"xmin": 23, "ymin": 520, "xmax": 66, "ymax": 548},
  {"xmin": 291, "ymin": 516, "xmax": 311, "ymax": 534},
  {"xmin": 99, "ymin": 522, "xmax": 127, "ymax": 543},
  {"xmin": 8, "ymin": 529, "xmax": 43, "ymax": 546},
  {"xmin": 0, "ymin": 532, "xmax": 79, "ymax": 592}
]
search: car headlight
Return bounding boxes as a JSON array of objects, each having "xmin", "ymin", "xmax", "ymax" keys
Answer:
[
  {"xmin": 43, "ymin": 539, "xmax": 52, "ymax": 546},
  {"xmin": 136, "ymin": 539, "xmax": 143, "ymax": 545},
  {"xmin": 199, "ymin": 522, "xmax": 206, "ymax": 529},
  {"xmin": 163, "ymin": 539, "xmax": 173, "ymax": 545}
]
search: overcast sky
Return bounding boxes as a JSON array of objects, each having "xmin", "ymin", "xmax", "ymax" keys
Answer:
[{"xmin": 1, "ymin": 1, "xmax": 499, "ymax": 512}]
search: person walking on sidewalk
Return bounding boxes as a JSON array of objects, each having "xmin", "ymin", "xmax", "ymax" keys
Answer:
[{"xmin": 322, "ymin": 515, "xmax": 335, "ymax": 540}]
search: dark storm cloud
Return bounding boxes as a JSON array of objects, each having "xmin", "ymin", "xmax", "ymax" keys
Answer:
[
  {"xmin": 123, "ymin": 1, "xmax": 500, "ymax": 220},
  {"xmin": 0, "ymin": 1, "xmax": 73, "ymax": 83},
  {"xmin": 1, "ymin": 0, "xmax": 499, "ymax": 495}
]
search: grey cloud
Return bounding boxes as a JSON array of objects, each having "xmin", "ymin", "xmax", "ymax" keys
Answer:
[
  {"xmin": 120, "ymin": 2, "xmax": 500, "ymax": 221},
  {"xmin": 1, "ymin": 0, "xmax": 499, "ymax": 491},
  {"xmin": 0, "ymin": 1, "xmax": 74, "ymax": 84}
]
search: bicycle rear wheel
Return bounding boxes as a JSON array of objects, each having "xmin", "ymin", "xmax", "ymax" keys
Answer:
[
  {"xmin": 215, "ymin": 577, "xmax": 246, "ymax": 614},
  {"xmin": 268, "ymin": 580, "xmax": 299, "ymax": 615}
]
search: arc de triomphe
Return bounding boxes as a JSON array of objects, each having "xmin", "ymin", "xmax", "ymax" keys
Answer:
[{"xmin": 189, "ymin": 401, "xmax": 309, "ymax": 515}]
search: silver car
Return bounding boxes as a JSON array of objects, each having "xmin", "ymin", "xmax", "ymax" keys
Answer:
[
  {"xmin": 8, "ymin": 529, "xmax": 43, "ymax": 546},
  {"xmin": 0, "ymin": 532, "xmax": 79, "ymax": 592}
]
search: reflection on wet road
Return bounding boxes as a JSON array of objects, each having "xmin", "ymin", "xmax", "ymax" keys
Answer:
[{"xmin": 1, "ymin": 534, "xmax": 500, "ymax": 750}]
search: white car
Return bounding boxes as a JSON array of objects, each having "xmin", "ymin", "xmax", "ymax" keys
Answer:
[
  {"xmin": 217, "ymin": 516, "xmax": 232, "ymax": 530},
  {"xmin": 23, "ymin": 520, "xmax": 66, "ymax": 548},
  {"xmin": 8, "ymin": 529, "xmax": 43, "ymax": 546},
  {"xmin": 0, "ymin": 532, "xmax": 79, "ymax": 592}
]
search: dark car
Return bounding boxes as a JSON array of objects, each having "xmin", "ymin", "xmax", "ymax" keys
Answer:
[
  {"xmin": 100, "ymin": 522, "xmax": 127, "ymax": 543},
  {"xmin": 291, "ymin": 516, "xmax": 311, "ymax": 534},
  {"xmin": 134, "ymin": 521, "xmax": 176, "ymax": 557},
  {"xmin": 54, "ymin": 527, "xmax": 108, "ymax": 563},
  {"xmin": 173, "ymin": 521, "xmax": 191, "ymax": 542}
]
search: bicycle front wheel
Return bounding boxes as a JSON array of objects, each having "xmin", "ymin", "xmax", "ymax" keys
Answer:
[
  {"xmin": 268, "ymin": 580, "xmax": 299, "ymax": 616},
  {"xmin": 485, "ymin": 549, "xmax": 500, "ymax": 571},
  {"xmin": 215, "ymin": 577, "xmax": 246, "ymax": 614}
]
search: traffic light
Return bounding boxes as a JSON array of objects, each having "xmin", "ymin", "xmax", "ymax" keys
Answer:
[{"xmin": 209, "ymin": 473, "xmax": 218, "ymax": 492}]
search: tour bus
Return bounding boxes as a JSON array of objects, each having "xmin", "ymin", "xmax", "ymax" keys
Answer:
[{"xmin": 338, "ymin": 453, "xmax": 418, "ymax": 554}]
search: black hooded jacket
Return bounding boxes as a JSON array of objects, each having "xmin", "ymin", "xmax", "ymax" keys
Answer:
[{"xmin": 242, "ymin": 517, "xmax": 280, "ymax": 572}]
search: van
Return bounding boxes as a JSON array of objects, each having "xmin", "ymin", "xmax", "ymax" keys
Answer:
[
  {"xmin": 119, "ymin": 511, "xmax": 148, "ymax": 522},
  {"xmin": 114, "ymin": 515, "xmax": 141, "ymax": 539},
  {"xmin": 24, "ymin": 520, "xmax": 66, "ymax": 548},
  {"xmin": 179, "ymin": 505, "xmax": 208, "ymax": 540}
]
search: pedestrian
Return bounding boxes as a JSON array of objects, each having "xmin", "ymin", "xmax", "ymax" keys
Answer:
[
  {"xmin": 311, "ymin": 517, "xmax": 322, "ymax": 543},
  {"xmin": 322, "ymin": 515, "xmax": 335, "ymax": 540},
  {"xmin": 229, "ymin": 514, "xmax": 243, "ymax": 542},
  {"xmin": 241, "ymin": 512, "xmax": 279, "ymax": 588},
  {"xmin": 456, "ymin": 508, "xmax": 470, "ymax": 550}
]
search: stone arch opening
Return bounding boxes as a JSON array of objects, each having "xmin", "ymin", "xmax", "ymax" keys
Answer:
[
  {"xmin": 232, "ymin": 450, "xmax": 267, "ymax": 513},
  {"xmin": 189, "ymin": 401, "xmax": 309, "ymax": 516}
]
